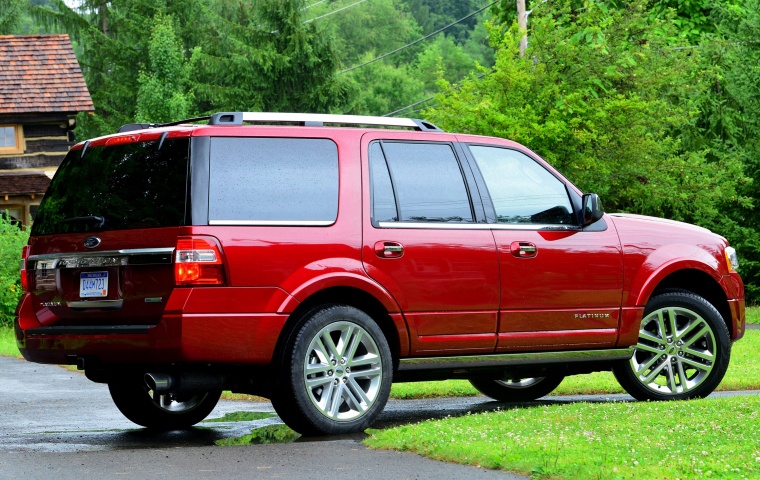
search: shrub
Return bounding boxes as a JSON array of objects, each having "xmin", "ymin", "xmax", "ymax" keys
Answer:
[{"xmin": 0, "ymin": 213, "xmax": 28, "ymax": 328}]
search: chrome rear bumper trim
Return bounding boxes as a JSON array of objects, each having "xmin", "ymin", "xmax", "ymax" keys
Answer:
[
  {"xmin": 67, "ymin": 300, "xmax": 124, "ymax": 310},
  {"xmin": 398, "ymin": 348, "xmax": 634, "ymax": 371},
  {"xmin": 28, "ymin": 248, "xmax": 174, "ymax": 269}
]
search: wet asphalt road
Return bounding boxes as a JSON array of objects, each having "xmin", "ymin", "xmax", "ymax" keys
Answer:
[
  {"xmin": 0, "ymin": 356, "xmax": 526, "ymax": 479},
  {"xmin": 2, "ymin": 356, "xmax": 759, "ymax": 480}
]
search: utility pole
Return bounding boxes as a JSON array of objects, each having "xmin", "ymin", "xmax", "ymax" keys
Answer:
[{"xmin": 516, "ymin": 0, "xmax": 527, "ymax": 57}]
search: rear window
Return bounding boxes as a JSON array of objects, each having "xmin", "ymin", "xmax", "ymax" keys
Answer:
[
  {"xmin": 208, "ymin": 137, "xmax": 339, "ymax": 225},
  {"xmin": 32, "ymin": 138, "xmax": 189, "ymax": 235}
]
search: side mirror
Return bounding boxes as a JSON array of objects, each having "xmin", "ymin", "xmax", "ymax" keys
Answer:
[{"xmin": 581, "ymin": 193, "xmax": 604, "ymax": 226}]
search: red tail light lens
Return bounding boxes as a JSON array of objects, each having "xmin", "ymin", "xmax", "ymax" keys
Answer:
[
  {"xmin": 20, "ymin": 245, "xmax": 30, "ymax": 293},
  {"xmin": 21, "ymin": 245, "xmax": 29, "ymax": 293},
  {"xmin": 175, "ymin": 236, "xmax": 226, "ymax": 286}
]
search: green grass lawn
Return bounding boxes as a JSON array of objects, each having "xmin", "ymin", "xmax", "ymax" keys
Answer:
[
  {"xmin": 365, "ymin": 394, "xmax": 760, "ymax": 479},
  {"xmin": 746, "ymin": 305, "xmax": 760, "ymax": 324},
  {"xmin": 0, "ymin": 326, "xmax": 20, "ymax": 358}
]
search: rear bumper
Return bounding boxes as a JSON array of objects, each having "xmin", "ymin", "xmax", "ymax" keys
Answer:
[{"xmin": 15, "ymin": 293, "xmax": 287, "ymax": 366}]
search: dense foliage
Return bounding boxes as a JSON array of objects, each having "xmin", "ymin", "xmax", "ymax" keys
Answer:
[
  {"xmin": 0, "ymin": 215, "xmax": 28, "ymax": 328},
  {"xmin": 427, "ymin": 1, "xmax": 748, "ymax": 224}
]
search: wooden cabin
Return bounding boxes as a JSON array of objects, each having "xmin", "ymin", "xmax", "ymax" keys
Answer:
[{"xmin": 0, "ymin": 34, "xmax": 94, "ymax": 227}]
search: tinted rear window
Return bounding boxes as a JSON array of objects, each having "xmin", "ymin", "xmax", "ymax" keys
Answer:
[
  {"xmin": 208, "ymin": 137, "xmax": 339, "ymax": 224},
  {"xmin": 32, "ymin": 138, "xmax": 189, "ymax": 235}
]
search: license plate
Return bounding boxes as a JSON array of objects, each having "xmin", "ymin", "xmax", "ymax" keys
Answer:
[{"xmin": 80, "ymin": 271, "xmax": 108, "ymax": 298}]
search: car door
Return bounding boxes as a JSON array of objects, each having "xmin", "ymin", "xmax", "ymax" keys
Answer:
[
  {"xmin": 462, "ymin": 142, "xmax": 624, "ymax": 352},
  {"xmin": 361, "ymin": 132, "xmax": 500, "ymax": 355}
]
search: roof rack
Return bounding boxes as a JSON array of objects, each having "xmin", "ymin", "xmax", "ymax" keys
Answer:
[
  {"xmin": 214, "ymin": 112, "xmax": 443, "ymax": 132},
  {"xmin": 117, "ymin": 112, "xmax": 443, "ymax": 134}
]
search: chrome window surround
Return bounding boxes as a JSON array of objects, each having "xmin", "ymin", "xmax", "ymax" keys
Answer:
[
  {"xmin": 208, "ymin": 220, "xmax": 335, "ymax": 226},
  {"xmin": 28, "ymin": 248, "xmax": 174, "ymax": 270},
  {"xmin": 376, "ymin": 222, "xmax": 581, "ymax": 231}
]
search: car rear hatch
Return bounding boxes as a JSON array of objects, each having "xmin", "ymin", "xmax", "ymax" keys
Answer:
[{"xmin": 25, "ymin": 131, "xmax": 191, "ymax": 327}]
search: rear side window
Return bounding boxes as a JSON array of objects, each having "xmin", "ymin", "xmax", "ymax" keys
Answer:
[
  {"xmin": 32, "ymin": 138, "xmax": 190, "ymax": 235},
  {"xmin": 369, "ymin": 141, "xmax": 474, "ymax": 223},
  {"xmin": 208, "ymin": 137, "xmax": 339, "ymax": 225}
]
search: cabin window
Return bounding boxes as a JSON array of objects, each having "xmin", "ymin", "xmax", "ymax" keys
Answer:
[{"xmin": 0, "ymin": 125, "xmax": 23, "ymax": 154}]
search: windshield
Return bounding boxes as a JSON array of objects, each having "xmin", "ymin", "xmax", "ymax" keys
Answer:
[{"xmin": 32, "ymin": 137, "xmax": 189, "ymax": 235}]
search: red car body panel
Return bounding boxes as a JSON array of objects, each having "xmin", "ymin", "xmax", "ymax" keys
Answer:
[{"xmin": 15, "ymin": 125, "xmax": 746, "ymax": 371}]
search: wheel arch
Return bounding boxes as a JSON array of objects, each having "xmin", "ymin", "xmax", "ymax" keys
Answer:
[
  {"xmin": 273, "ymin": 286, "xmax": 406, "ymax": 372},
  {"xmin": 640, "ymin": 268, "xmax": 731, "ymax": 337}
]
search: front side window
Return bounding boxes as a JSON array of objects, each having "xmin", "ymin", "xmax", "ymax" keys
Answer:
[
  {"xmin": 370, "ymin": 141, "xmax": 474, "ymax": 223},
  {"xmin": 469, "ymin": 145, "xmax": 574, "ymax": 225},
  {"xmin": 209, "ymin": 137, "xmax": 339, "ymax": 224},
  {"xmin": 0, "ymin": 125, "xmax": 23, "ymax": 154}
]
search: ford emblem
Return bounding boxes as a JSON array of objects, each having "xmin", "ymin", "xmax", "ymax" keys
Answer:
[{"xmin": 83, "ymin": 236, "xmax": 101, "ymax": 249}]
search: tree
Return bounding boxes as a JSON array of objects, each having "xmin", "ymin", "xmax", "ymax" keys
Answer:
[
  {"xmin": 136, "ymin": 13, "xmax": 191, "ymax": 123},
  {"xmin": 0, "ymin": 0, "xmax": 26, "ymax": 34},
  {"xmin": 426, "ymin": 0, "xmax": 748, "ymax": 226}
]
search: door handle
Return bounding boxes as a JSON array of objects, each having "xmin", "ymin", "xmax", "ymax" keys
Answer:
[
  {"xmin": 510, "ymin": 241, "xmax": 537, "ymax": 258},
  {"xmin": 374, "ymin": 241, "xmax": 404, "ymax": 258}
]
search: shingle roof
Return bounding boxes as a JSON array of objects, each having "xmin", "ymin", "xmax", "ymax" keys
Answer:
[
  {"xmin": 0, "ymin": 172, "xmax": 51, "ymax": 196},
  {"xmin": 0, "ymin": 35, "xmax": 95, "ymax": 114}
]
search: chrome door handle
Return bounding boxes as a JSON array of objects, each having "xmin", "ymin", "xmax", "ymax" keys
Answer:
[
  {"xmin": 510, "ymin": 241, "xmax": 537, "ymax": 258},
  {"xmin": 374, "ymin": 241, "xmax": 404, "ymax": 258}
]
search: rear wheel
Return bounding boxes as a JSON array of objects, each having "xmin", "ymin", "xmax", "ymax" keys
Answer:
[
  {"xmin": 613, "ymin": 291, "xmax": 730, "ymax": 401},
  {"xmin": 271, "ymin": 305, "xmax": 392, "ymax": 435},
  {"xmin": 469, "ymin": 375, "xmax": 564, "ymax": 402},
  {"xmin": 108, "ymin": 374, "xmax": 221, "ymax": 429}
]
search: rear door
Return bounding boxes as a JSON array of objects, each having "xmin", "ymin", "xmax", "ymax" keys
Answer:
[
  {"xmin": 361, "ymin": 132, "xmax": 500, "ymax": 355},
  {"xmin": 26, "ymin": 132, "xmax": 190, "ymax": 327}
]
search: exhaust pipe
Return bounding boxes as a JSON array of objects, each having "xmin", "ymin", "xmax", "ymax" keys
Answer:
[{"xmin": 144, "ymin": 372, "xmax": 224, "ymax": 393}]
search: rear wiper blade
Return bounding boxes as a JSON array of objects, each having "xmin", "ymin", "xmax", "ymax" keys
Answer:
[{"xmin": 62, "ymin": 216, "xmax": 106, "ymax": 229}]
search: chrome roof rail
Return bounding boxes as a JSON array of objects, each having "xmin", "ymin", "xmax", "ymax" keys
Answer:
[{"xmin": 208, "ymin": 112, "xmax": 443, "ymax": 132}]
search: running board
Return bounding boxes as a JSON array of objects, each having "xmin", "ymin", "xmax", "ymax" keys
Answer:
[{"xmin": 398, "ymin": 348, "xmax": 634, "ymax": 371}]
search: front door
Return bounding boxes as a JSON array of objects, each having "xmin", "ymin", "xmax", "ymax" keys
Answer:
[{"xmin": 464, "ymin": 143, "xmax": 624, "ymax": 352}]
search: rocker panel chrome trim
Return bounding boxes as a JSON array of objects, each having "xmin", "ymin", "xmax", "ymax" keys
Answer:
[{"xmin": 398, "ymin": 348, "xmax": 634, "ymax": 371}]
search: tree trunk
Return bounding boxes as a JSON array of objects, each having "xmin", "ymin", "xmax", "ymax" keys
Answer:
[{"xmin": 516, "ymin": 0, "xmax": 527, "ymax": 57}]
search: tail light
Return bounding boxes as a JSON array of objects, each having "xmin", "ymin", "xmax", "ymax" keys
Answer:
[
  {"xmin": 175, "ymin": 236, "xmax": 226, "ymax": 286},
  {"xmin": 20, "ymin": 245, "xmax": 30, "ymax": 293}
]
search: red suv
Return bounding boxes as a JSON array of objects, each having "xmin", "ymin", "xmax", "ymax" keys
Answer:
[{"xmin": 15, "ymin": 112, "xmax": 745, "ymax": 435}]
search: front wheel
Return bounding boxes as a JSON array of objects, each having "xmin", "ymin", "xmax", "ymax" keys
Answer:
[
  {"xmin": 271, "ymin": 305, "xmax": 393, "ymax": 436},
  {"xmin": 613, "ymin": 291, "xmax": 730, "ymax": 401},
  {"xmin": 469, "ymin": 375, "xmax": 564, "ymax": 402},
  {"xmin": 108, "ymin": 374, "xmax": 222, "ymax": 429}
]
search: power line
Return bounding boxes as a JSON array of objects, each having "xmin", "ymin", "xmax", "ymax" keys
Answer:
[
  {"xmin": 303, "ymin": 0, "xmax": 369, "ymax": 25},
  {"xmin": 384, "ymin": 73, "xmax": 487, "ymax": 117},
  {"xmin": 339, "ymin": 0, "xmax": 499, "ymax": 74},
  {"xmin": 302, "ymin": 0, "xmax": 329, "ymax": 10}
]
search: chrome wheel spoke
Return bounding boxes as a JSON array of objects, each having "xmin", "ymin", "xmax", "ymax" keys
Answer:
[
  {"xmin": 639, "ymin": 330, "xmax": 664, "ymax": 345},
  {"xmin": 636, "ymin": 343, "xmax": 663, "ymax": 355},
  {"xmin": 682, "ymin": 346, "xmax": 714, "ymax": 363},
  {"xmin": 683, "ymin": 325, "xmax": 711, "ymax": 348}
]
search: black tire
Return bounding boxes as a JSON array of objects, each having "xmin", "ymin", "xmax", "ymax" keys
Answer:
[
  {"xmin": 271, "ymin": 305, "xmax": 393, "ymax": 436},
  {"xmin": 469, "ymin": 375, "xmax": 564, "ymax": 402},
  {"xmin": 613, "ymin": 291, "xmax": 730, "ymax": 401},
  {"xmin": 108, "ymin": 373, "xmax": 222, "ymax": 429}
]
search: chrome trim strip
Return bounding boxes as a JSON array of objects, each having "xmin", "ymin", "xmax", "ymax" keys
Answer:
[
  {"xmin": 29, "ymin": 248, "xmax": 174, "ymax": 270},
  {"xmin": 25, "ymin": 325, "xmax": 150, "ymax": 335},
  {"xmin": 241, "ymin": 112, "xmax": 419, "ymax": 129},
  {"xmin": 209, "ymin": 220, "xmax": 335, "ymax": 226},
  {"xmin": 397, "ymin": 348, "xmax": 634, "ymax": 371},
  {"xmin": 377, "ymin": 222, "xmax": 580, "ymax": 231},
  {"xmin": 67, "ymin": 299, "xmax": 124, "ymax": 309}
]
